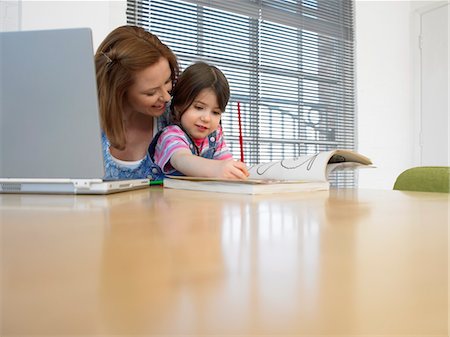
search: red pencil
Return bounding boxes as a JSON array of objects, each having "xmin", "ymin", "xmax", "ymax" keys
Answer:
[{"xmin": 237, "ymin": 101, "xmax": 244, "ymax": 162}]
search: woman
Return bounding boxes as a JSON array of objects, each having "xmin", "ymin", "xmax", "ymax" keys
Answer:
[{"xmin": 95, "ymin": 25, "xmax": 179, "ymax": 180}]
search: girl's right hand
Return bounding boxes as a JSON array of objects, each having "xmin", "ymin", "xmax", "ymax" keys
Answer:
[{"xmin": 218, "ymin": 159, "xmax": 249, "ymax": 180}]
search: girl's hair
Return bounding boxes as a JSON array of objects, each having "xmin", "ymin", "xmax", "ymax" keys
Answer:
[
  {"xmin": 170, "ymin": 61, "xmax": 230, "ymax": 124},
  {"xmin": 95, "ymin": 25, "xmax": 179, "ymax": 150}
]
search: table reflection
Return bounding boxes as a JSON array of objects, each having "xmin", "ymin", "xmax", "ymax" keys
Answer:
[{"xmin": 1, "ymin": 188, "xmax": 447, "ymax": 335}]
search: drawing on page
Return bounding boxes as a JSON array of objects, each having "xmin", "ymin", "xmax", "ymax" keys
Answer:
[{"xmin": 251, "ymin": 153, "xmax": 319, "ymax": 176}]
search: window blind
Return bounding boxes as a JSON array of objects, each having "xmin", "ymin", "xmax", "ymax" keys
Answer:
[{"xmin": 127, "ymin": 0, "xmax": 356, "ymax": 187}]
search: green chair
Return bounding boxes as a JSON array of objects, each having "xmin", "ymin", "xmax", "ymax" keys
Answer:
[{"xmin": 393, "ymin": 166, "xmax": 450, "ymax": 193}]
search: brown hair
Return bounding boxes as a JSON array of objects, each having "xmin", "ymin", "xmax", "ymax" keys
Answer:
[
  {"xmin": 95, "ymin": 25, "xmax": 179, "ymax": 150},
  {"xmin": 170, "ymin": 61, "xmax": 230, "ymax": 125}
]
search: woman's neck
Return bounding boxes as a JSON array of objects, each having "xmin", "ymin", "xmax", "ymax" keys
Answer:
[
  {"xmin": 110, "ymin": 113, "xmax": 155, "ymax": 161},
  {"xmin": 123, "ymin": 110, "xmax": 154, "ymax": 131}
]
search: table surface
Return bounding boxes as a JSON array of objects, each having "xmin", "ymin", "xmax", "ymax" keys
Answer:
[{"xmin": 1, "ymin": 188, "xmax": 448, "ymax": 336}]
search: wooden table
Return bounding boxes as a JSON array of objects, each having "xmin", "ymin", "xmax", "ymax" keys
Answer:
[{"xmin": 1, "ymin": 188, "xmax": 448, "ymax": 336}]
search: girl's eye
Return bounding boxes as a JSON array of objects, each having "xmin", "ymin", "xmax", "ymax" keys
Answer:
[
  {"xmin": 213, "ymin": 111, "xmax": 222, "ymax": 116},
  {"xmin": 146, "ymin": 92, "xmax": 156, "ymax": 96}
]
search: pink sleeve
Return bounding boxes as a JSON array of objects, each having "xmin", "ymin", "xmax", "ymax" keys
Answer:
[{"xmin": 154, "ymin": 125, "xmax": 191, "ymax": 174}]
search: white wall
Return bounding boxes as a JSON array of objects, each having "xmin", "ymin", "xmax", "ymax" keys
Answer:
[
  {"xmin": 355, "ymin": 0, "xmax": 417, "ymax": 189},
  {"xmin": 355, "ymin": 0, "xmax": 448, "ymax": 189},
  {"xmin": 0, "ymin": 0, "xmax": 126, "ymax": 49},
  {"xmin": 2, "ymin": 0, "xmax": 444, "ymax": 190}
]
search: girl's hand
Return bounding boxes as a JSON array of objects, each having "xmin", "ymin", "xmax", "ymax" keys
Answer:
[{"xmin": 217, "ymin": 159, "xmax": 249, "ymax": 180}]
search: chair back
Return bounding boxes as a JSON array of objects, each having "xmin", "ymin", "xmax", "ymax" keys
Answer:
[{"xmin": 393, "ymin": 166, "xmax": 450, "ymax": 193}]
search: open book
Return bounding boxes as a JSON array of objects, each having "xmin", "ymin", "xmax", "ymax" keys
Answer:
[{"xmin": 163, "ymin": 149, "xmax": 372, "ymax": 195}]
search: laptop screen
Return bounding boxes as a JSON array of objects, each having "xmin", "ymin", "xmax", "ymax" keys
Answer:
[{"xmin": 0, "ymin": 28, "xmax": 105, "ymax": 179}]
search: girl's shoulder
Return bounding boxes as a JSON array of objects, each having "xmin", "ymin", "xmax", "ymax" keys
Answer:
[
  {"xmin": 163, "ymin": 124, "xmax": 183, "ymax": 133},
  {"xmin": 214, "ymin": 124, "xmax": 225, "ymax": 138},
  {"xmin": 160, "ymin": 124, "xmax": 186, "ymax": 138},
  {"xmin": 156, "ymin": 124, "xmax": 190, "ymax": 147}
]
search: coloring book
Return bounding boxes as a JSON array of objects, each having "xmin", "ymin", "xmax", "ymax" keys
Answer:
[{"xmin": 163, "ymin": 149, "xmax": 373, "ymax": 195}]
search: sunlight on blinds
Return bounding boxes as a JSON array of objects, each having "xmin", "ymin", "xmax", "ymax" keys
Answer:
[{"xmin": 127, "ymin": 0, "xmax": 355, "ymax": 187}]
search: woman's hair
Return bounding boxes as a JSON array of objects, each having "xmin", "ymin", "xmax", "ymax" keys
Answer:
[
  {"xmin": 170, "ymin": 61, "xmax": 230, "ymax": 125},
  {"xmin": 95, "ymin": 25, "xmax": 179, "ymax": 150}
]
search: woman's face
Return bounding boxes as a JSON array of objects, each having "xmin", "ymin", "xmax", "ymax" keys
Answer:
[{"xmin": 124, "ymin": 57, "xmax": 172, "ymax": 118}]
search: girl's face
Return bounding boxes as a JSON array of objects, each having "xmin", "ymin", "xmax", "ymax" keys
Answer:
[
  {"xmin": 124, "ymin": 57, "xmax": 172, "ymax": 118},
  {"xmin": 180, "ymin": 88, "xmax": 222, "ymax": 140}
]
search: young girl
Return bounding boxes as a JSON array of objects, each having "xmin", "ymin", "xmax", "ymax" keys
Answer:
[{"xmin": 152, "ymin": 61, "xmax": 249, "ymax": 179}]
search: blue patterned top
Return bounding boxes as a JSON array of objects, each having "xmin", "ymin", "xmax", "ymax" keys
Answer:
[{"xmin": 101, "ymin": 112, "xmax": 170, "ymax": 181}]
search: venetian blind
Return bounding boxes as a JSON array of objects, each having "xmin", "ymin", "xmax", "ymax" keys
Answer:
[{"xmin": 127, "ymin": 0, "xmax": 356, "ymax": 187}]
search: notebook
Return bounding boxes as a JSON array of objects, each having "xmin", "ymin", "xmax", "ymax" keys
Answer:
[{"xmin": 0, "ymin": 28, "xmax": 149, "ymax": 194}]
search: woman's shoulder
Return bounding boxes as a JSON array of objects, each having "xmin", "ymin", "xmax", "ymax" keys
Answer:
[
  {"xmin": 156, "ymin": 105, "xmax": 172, "ymax": 130},
  {"xmin": 101, "ymin": 131, "xmax": 111, "ymax": 155},
  {"xmin": 101, "ymin": 131, "xmax": 162, "ymax": 180}
]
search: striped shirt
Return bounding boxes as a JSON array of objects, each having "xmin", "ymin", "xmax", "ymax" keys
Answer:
[{"xmin": 154, "ymin": 124, "xmax": 233, "ymax": 174}]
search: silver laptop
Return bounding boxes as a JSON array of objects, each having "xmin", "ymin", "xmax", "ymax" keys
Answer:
[{"xmin": 0, "ymin": 28, "xmax": 149, "ymax": 194}]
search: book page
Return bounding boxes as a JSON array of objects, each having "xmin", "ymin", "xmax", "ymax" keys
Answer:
[
  {"xmin": 166, "ymin": 150, "xmax": 372, "ymax": 183},
  {"xmin": 248, "ymin": 151, "xmax": 333, "ymax": 182},
  {"xmin": 247, "ymin": 150, "xmax": 372, "ymax": 182}
]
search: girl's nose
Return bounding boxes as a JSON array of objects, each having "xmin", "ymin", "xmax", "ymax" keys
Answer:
[{"xmin": 200, "ymin": 111, "xmax": 210, "ymax": 122}]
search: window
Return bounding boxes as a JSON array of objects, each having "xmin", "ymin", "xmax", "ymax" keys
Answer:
[{"xmin": 127, "ymin": 0, "xmax": 355, "ymax": 186}]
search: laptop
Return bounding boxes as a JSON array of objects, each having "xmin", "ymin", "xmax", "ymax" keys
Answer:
[{"xmin": 0, "ymin": 28, "xmax": 150, "ymax": 194}]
